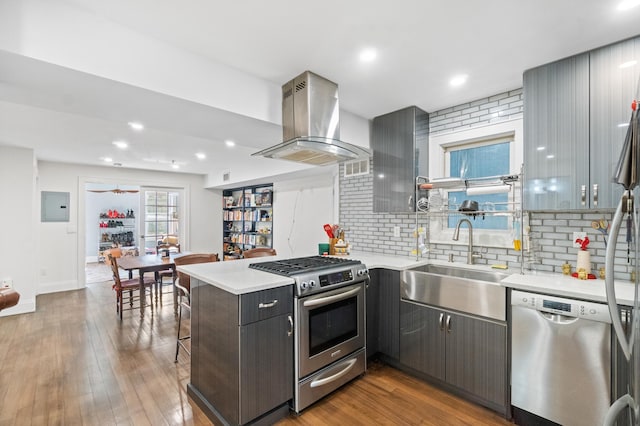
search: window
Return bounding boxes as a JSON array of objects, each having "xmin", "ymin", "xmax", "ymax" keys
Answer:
[
  {"xmin": 142, "ymin": 189, "xmax": 180, "ymax": 254},
  {"xmin": 445, "ymin": 139, "xmax": 511, "ymax": 230}
]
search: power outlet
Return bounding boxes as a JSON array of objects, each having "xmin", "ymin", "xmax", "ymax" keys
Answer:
[
  {"xmin": 393, "ymin": 226, "xmax": 400, "ymax": 238},
  {"xmin": 1, "ymin": 278, "xmax": 12, "ymax": 288},
  {"xmin": 573, "ymin": 231, "xmax": 587, "ymax": 248}
]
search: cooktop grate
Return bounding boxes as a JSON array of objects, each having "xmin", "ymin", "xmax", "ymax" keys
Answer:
[{"xmin": 248, "ymin": 255, "xmax": 360, "ymax": 276}]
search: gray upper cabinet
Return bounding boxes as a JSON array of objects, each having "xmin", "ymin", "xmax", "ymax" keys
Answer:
[
  {"xmin": 524, "ymin": 36, "xmax": 640, "ymax": 210},
  {"xmin": 590, "ymin": 37, "xmax": 640, "ymax": 209},
  {"xmin": 372, "ymin": 106, "xmax": 429, "ymax": 212},
  {"xmin": 523, "ymin": 53, "xmax": 590, "ymax": 210}
]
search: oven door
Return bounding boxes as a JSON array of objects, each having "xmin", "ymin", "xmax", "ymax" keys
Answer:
[{"xmin": 296, "ymin": 281, "xmax": 365, "ymax": 379}]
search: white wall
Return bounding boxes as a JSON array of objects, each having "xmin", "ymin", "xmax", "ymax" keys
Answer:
[
  {"xmin": 36, "ymin": 161, "xmax": 219, "ymax": 295},
  {"xmin": 0, "ymin": 146, "xmax": 37, "ymax": 316},
  {"xmin": 272, "ymin": 172, "xmax": 337, "ymax": 258}
]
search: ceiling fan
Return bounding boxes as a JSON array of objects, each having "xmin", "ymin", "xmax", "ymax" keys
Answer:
[{"xmin": 87, "ymin": 188, "xmax": 139, "ymax": 194}]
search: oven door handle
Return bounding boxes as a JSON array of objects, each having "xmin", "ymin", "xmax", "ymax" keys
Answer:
[
  {"xmin": 309, "ymin": 358, "xmax": 358, "ymax": 388},
  {"xmin": 302, "ymin": 286, "xmax": 361, "ymax": 308}
]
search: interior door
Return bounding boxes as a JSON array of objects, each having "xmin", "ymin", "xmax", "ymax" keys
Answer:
[{"xmin": 139, "ymin": 188, "xmax": 182, "ymax": 254}]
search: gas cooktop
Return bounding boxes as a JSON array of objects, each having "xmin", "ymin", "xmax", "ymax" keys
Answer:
[
  {"xmin": 248, "ymin": 255, "xmax": 360, "ymax": 276},
  {"xmin": 249, "ymin": 255, "xmax": 368, "ymax": 296}
]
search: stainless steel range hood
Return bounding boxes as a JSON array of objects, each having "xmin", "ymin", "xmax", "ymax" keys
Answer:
[{"xmin": 253, "ymin": 71, "xmax": 370, "ymax": 166}]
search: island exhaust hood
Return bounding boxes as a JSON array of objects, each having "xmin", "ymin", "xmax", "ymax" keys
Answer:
[{"xmin": 253, "ymin": 71, "xmax": 370, "ymax": 166}]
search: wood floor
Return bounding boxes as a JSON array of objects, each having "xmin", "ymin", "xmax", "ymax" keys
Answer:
[{"xmin": 0, "ymin": 280, "xmax": 513, "ymax": 425}]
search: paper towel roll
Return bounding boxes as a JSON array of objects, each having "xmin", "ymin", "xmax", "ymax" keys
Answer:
[
  {"xmin": 576, "ymin": 250, "xmax": 591, "ymax": 274},
  {"xmin": 466, "ymin": 184, "xmax": 511, "ymax": 195}
]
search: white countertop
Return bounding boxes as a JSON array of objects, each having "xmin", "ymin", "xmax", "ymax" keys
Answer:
[
  {"xmin": 178, "ymin": 251, "xmax": 636, "ymax": 305},
  {"xmin": 177, "ymin": 256, "xmax": 294, "ymax": 295},
  {"xmin": 501, "ymin": 271, "xmax": 636, "ymax": 306}
]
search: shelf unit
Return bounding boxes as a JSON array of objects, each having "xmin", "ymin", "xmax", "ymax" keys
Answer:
[
  {"xmin": 223, "ymin": 184, "xmax": 273, "ymax": 260},
  {"xmin": 97, "ymin": 210, "xmax": 137, "ymax": 262},
  {"xmin": 414, "ymin": 169, "xmax": 524, "ymax": 272}
]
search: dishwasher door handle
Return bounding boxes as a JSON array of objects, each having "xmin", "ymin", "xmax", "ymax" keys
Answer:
[{"xmin": 539, "ymin": 311, "xmax": 580, "ymax": 324}]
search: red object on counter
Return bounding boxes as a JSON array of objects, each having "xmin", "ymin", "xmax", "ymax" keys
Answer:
[
  {"xmin": 571, "ymin": 272, "xmax": 597, "ymax": 280},
  {"xmin": 575, "ymin": 236, "xmax": 590, "ymax": 250},
  {"xmin": 323, "ymin": 224, "xmax": 334, "ymax": 238}
]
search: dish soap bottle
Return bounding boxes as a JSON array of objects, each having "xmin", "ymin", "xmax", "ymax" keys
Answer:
[{"xmin": 513, "ymin": 219, "xmax": 521, "ymax": 251}]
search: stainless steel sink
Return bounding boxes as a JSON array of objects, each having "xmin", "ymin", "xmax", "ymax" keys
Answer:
[
  {"xmin": 409, "ymin": 264, "xmax": 510, "ymax": 284},
  {"xmin": 401, "ymin": 264, "xmax": 510, "ymax": 321}
]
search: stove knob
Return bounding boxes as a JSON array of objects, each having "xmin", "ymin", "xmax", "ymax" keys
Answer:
[
  {"xmin": 357, "ymin": 269, "xmax": 368, "ymax": 276},
  {"xmin": 309, "ymin": 280, "xmax": 316, "ymax": 287},
  {"xmin": 301, "ymin": 281, "xmax": 308, "ymax": 289}
]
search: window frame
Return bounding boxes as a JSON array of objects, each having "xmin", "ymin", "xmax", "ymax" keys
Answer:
[{"xmin": 427, "ymin": 120, "xmax": 523, "ymax": 248}]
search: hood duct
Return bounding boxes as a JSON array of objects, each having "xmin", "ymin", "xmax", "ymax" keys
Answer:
[{"xmin": 253, "ymin": 71, "xmax": 370, "ymax": 166}]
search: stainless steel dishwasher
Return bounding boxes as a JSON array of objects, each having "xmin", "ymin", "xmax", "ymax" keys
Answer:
[{"xmin": 511, "ymin": 289, "xmax": 611, "ymax": 426}]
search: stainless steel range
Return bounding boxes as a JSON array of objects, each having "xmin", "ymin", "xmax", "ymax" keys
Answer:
[{"xmin": 249, "ymin": 255, "xmax": 369, "ymax": 412}]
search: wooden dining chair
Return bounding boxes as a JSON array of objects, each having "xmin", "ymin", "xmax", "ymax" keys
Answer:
[
  {"xmin": 107, "ymin": 253, "xmax": 156, "ymax": 320},
  {"xmin": 173, "ymin": 253, "xmax": 219, "ymax": 362},
  {"xmin": 156, "ymin": 240, "xmax": 181, "ymax": 306},
  {"xmin": 242, "ymin": 248, "xmax": 277, "ymax": 258}
]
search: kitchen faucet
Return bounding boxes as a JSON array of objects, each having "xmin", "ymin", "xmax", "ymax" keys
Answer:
[{"xmin": 452, "ymin": 218, "xmax": 480, "ymax": 264}]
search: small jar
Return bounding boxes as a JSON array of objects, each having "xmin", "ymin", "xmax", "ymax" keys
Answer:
[{"xmin": 562, "ymin": 262, "xmax": 571, "ymax": 275}]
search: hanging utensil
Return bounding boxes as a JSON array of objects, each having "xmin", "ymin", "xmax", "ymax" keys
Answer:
[
  {"xmin": 323, "ymin": 224, "xmax": 334, "ymax": 238},
  {"xmin": 591, "ymin": 220, "xmax": 608, "ymax": 247}
]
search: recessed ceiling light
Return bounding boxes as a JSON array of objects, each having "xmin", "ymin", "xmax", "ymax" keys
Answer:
[
  {"xmin": 112, "ymin": 140, "xmax": 128, "ymax": 149},
  {"xmin": 225, "ymin": 140, "xmax": 235, "ymax": 147},
  {"xmin": 359, "ymin": 48, "xmax": 377, "ymax": 62},
  {"xmin": 619, "ymin": 122, "xmax": 630, "ymax": 128},
  {"xmin": 103, "ymin": 157, "xmax": 113, "ymax": 163},
  {"xmin": 619, "ymin": 60, "xmax": 638, "ymax": 69},
  {"xmin": 449, "ymin": 74, "xmax": 468, "ymax": 87},
  {"xmin": 128, "ymin": 121, "xmax": 144, "ymax": 131},
  {"xmin": 546, "ymin": 154, "xmax": 555, "ymax": 159},
  {"xmin": 196, "ymin": 152, "xmax": 206, "ymax": 160},
  {"xmin": 537, "ymin": 146, "xmax": 546, "ymax": 151},
  {"xmin": 617, "ymin": 0, "xmax": 640, "ymax": 11}
]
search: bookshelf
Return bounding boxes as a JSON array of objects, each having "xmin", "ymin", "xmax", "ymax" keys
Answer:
[{"xmin": 222, "ymin": 184, "xmax": 273, "ymax": 260}]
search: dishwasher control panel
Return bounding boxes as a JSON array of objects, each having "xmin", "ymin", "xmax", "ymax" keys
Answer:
[{"xmin": 511, "ymin": 290, "xmax": 612, "ymax": 323}]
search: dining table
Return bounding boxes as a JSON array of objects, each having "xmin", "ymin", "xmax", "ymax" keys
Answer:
[{"xmin": 117, "ymin": 253, "xmax": 184, "ymax": 315}]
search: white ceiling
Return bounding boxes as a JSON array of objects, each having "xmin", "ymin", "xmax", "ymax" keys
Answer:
[{"xmin": 1, "ymin": 0, "xmax": 640, "ymax": 181}]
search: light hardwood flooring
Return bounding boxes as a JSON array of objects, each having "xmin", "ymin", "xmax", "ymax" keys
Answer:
[{"xmin": 0, "ymin": 280, "xmax": 513, "ymax": 425}]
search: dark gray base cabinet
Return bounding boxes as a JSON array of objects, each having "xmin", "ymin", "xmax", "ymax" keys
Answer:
[
  {"xmin": 366, "ymin": 269, "xmax": 400, "ymax": 362},
  {"xmin": 189, "ymin": 280, "xmax": 293, "ymax": 425},
  {"xmin": 399, "ymin": 300, "xmax": 508, "ymax": 415}
]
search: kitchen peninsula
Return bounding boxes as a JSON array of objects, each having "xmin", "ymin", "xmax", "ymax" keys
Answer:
[{"xmin": 178, "ymin": 253, "xmax": 635, "ymax": 425}]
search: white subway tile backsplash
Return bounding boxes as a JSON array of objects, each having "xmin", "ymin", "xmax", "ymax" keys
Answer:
[{"xmin": 340, "ymin": 89, "xmax": 629, "ymax": 280}]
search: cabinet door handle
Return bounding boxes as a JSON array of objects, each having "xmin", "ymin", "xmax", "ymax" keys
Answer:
[
  {"xmin": 287, "ymin": 315, "xmax": 293, "ymax": 337},
  {"xmin": 258, "ymin": 299, "xmax": 278, "ymax": 309},
  {"xmin": 439, "ymin": 313, "xmax": 445, "ymax": 331},
  {"xmin": 446, "ymin": 315, "xmax": 452, "ymax": 333},
  {"xmin": 593, "ymin": 184, "xmax": 598, "ymax": 207},
  {"xmin": 581, "ymin": 185, "xmax": 586, "ymax": 206}
]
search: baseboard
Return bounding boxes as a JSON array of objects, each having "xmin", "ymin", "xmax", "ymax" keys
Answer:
[
  {"xmin": 38, "ymin": 280, "xmax": 79, "ymax": 294},
  {"xmin": 0, "ymin": 297, "xmax": 36, "ymax": 316}
]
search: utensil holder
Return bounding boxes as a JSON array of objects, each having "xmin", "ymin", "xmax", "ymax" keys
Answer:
[{"xmin": 329, "ymin": 238, "xmax": 338, "ymax": 255}]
